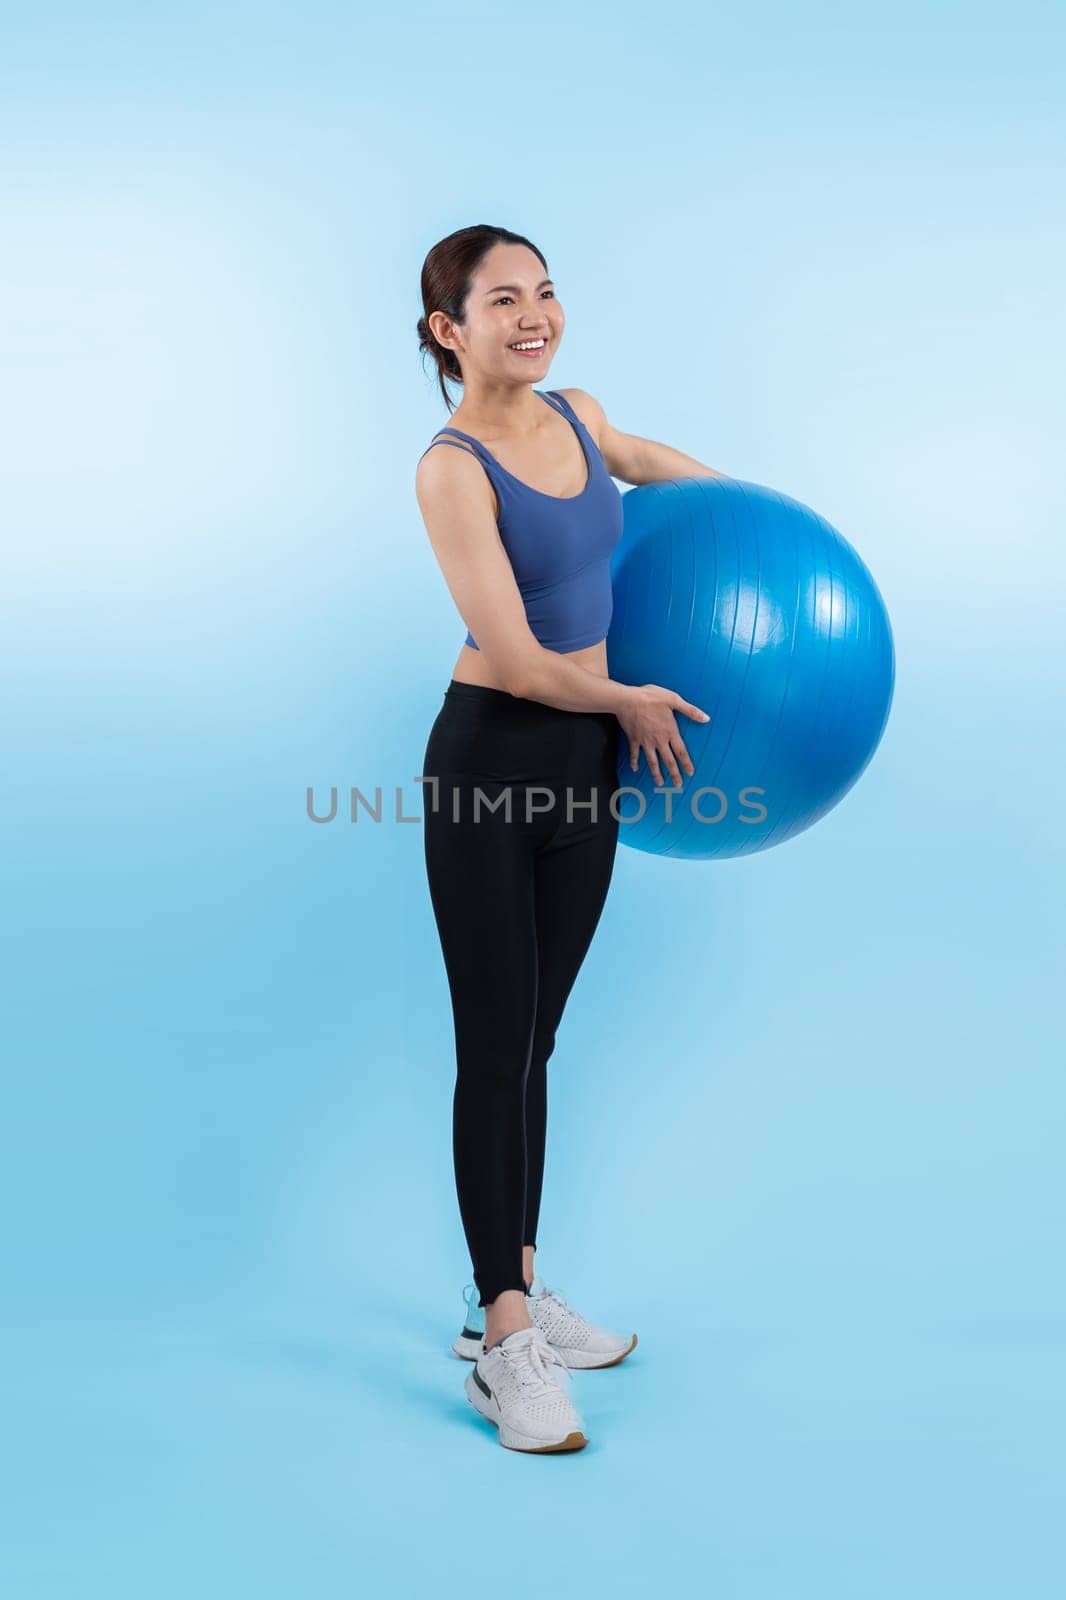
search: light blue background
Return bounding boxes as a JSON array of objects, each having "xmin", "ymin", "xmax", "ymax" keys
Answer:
[{"xmin": 2, "ymin": 2, "xmax": 1063, "ymax": 1595}]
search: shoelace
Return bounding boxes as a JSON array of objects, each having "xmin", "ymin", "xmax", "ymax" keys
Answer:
[{"xmin": 500, "ymin": 1332, "xmax": 567, "ymax": 1398}]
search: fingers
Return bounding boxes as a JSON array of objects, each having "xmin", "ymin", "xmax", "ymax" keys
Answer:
[
  {"xmin": 626, "ymin": 692, "xmax": 708, "ymax": 785},
  {"xmin": 629, "ymin": 735, "xmax": 690, "ymax": 786},
  {"xmin": 672, "ymin": 735, "xmax": 695, "ymax": 779},
  {"xmin": 633, "ymin": 737, "xmax": 695, "ymax": 788},
  {"xmin": 643, "ymin": 742, "xmax": 682, "ymax": 788},
  {"xmin": 658, "ymin": 743, "xmax": 683, "ymax": 788}
]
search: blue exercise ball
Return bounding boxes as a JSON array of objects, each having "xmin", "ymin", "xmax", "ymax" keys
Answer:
[{"xmin": 606, "ymin": 476, "xmax": 895, "ymax": 860}]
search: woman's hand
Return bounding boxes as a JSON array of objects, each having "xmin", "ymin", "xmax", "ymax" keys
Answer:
[{"xmin": 615, "ymin": 684, "xmax": 711, "ymax": 788}]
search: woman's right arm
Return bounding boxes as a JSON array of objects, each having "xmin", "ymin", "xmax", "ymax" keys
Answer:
[{"xmin": 415, "ymin": 446, "xmax": 709, "ymax": 786}]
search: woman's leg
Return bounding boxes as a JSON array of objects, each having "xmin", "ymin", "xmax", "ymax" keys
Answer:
[
  {"xmin": 423, "ymin": 686, "xmax": 620, "ymax": 1343},
  {"xmin": 423, "ymin": 774, "xmax": 542, "ymax": 1321},
  {"xmin": 523, "ymin": 768, "xmax": 620, "ymax": 1257}
]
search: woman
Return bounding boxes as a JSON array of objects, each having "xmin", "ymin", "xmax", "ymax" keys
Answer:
[{"xmin": 415, "ymin": 225, "xmax": 717, "ymax": 1454}]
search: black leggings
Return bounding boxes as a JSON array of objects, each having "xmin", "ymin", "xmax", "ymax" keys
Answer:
[{"xmin": 422, "ymin": 680, "xmax": 621, "ymax": 1309}]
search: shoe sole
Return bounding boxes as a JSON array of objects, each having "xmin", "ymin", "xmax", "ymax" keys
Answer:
[
  {"xmin": 463, "ymin": 1370, "xmax": 588, "ymax": 1452},
  {"xmin": 452, "ymin": 1331, "xmax": 639, "ymax": 1368}
]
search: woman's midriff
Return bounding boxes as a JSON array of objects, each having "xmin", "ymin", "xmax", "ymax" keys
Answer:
[{"xmin": 450, "ymin": 637, "xmax": 610, "ymax": 691}]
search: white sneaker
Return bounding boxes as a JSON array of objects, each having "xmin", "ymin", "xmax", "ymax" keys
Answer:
[
  {"xmin": 451, "ymin": 1282, "xmax": 492, "ymax": 1361},
  {"xmin": 451, "ymin": 1276, "xmax": 638, "ymax": 1370},
  {"xmin": 464, "ymin": 1325, "xmax": 588, "ymax": 1452},
  {"xmin": 527, "ymin": 1274, "xmax": 638, "ymax": 1369}
]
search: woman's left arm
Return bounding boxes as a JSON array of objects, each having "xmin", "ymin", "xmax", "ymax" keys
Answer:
[{"xmin": 566, "ymin": 388, "xmax": 728, "ymax": 485}]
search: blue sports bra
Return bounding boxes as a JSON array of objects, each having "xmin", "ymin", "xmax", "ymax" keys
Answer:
[{"xmin": 419, "ymin": 389, "xmax": 623, "ymax": 653}]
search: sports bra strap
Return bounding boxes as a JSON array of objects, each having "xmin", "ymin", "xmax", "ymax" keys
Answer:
[
  {"xmin": 539, "ymin": 389, "xmax": 576, "ymax": 422},
  {"xmin": 418, "ymin": 391, "xmax": 582, "ymax": 473},
  {"xmin": 418, "ymin": 434, "xmax": 491, "ymax": 465},
  {"xmin": 427, "ymin": 426, "xmax": 501, "ymax": 473}
]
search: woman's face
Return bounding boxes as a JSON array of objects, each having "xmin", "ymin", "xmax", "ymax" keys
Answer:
[{"xmin": 433, "ymin": 241, "xmax": 565, "ymax": 386}]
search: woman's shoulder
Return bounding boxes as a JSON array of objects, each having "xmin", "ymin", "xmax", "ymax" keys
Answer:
[
  {"xmin": 415, "ymin": 428, "xmax": 500, "ymax": 519},
  {"xmin": 417, "ymin": 421, "xmax": 479, "ymax": 474},
  {"xmin": 551, "ymin": 387, "xmax": 608, "ymax": 450}
]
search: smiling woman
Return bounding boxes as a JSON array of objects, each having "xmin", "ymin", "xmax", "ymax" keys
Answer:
[
  {"xmin": 411, "ymin": 224, "xmax": 706, "ymax": 1456},
  {"xmin": 416, "ymin": 228, "xmax": 559, "ymax": 409},
  {"xmin": 415, "ymin": 227, "xmax": 621, "ymax": 690}
]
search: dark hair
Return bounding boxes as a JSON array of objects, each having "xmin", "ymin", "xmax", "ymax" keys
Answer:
[{"xmin": 416, "ymin": 224, "xmax": 550, "ymax": 412}]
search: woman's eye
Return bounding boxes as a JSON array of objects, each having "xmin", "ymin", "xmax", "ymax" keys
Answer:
[{"xmin": 494, "ymin": 291, "xmax": 555, "ymax": 305}]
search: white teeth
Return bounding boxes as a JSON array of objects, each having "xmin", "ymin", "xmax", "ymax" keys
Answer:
[{"xmin": 510, "ymin": 340, "xmax": 545, "ymax": 350}]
